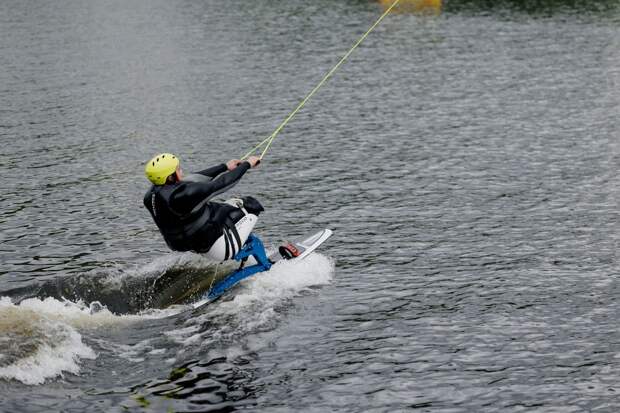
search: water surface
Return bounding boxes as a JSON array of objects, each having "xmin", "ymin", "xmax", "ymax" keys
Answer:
[{"xmin": 1, "ymin": 0, "xmax": 619, "ymax": 411}]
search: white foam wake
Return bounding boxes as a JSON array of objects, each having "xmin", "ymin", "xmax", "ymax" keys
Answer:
[
  {"xmin": 0, "ymin": 296, "xmax": 184, "ymax": 385},
  {"xmin": 167, "ymin": 253, "xmax": 335, "ymax": 349},
  {"xmin": 0, "ymin": 297, "xmax": 95, "ymax": 385},
  {"xmin": 230, "ymin": 252, "xmax": 335, "ymax": 309}
]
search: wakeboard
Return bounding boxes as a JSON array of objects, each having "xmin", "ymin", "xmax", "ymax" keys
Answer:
[{"xmin": 192, "ymin": 229, "xmax": 332, "ymax": 308}]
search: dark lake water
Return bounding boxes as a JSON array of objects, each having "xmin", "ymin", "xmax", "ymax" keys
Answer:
[{"xmin": 2, "ymin": 0, "xmax": 620, "ymax": 411}]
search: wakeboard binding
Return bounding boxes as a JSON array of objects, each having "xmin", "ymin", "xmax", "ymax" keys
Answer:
[{"xmin": 278, "ymin": 242, "xmax": 301, "ymax": 260}]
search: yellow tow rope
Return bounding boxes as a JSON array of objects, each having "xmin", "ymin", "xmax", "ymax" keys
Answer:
[{"xmin": 241, "ymin": 0, "xmax": 402, "ymax": 161}]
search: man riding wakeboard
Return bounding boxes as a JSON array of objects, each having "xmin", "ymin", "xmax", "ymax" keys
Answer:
[{"xmin": 143, "ymin": 153, "xmax": 264, "ymax": 262}]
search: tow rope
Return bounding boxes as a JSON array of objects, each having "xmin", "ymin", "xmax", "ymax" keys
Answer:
[{"xmin": 241, "ymin": 0, "xmax": 402, "ymax": 161}]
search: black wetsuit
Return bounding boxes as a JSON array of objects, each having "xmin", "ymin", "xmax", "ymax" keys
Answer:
[{"xmin": 143, "ymin": 161, "xmax": 262, "ymax": 252}]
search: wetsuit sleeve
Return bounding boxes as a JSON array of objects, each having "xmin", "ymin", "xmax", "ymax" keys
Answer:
[
  {"xmin": 208, "ymin": 162, "xmax": 250, "ymax": 192},
  {"xmin": 195, "ymin": 163, "xmax": 227, "ymax": 178},
  {"xmin": 170, "ymin": 162, "xmax": 251, "ymax": 213}
]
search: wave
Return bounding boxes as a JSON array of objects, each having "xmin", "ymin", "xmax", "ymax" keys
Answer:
[
  {"xmin": 0, "ymin": 251, "xmax": 335, "ymax": 386},
  {"xmin": 6, "ymin": 253, "xmax": 237, "ymax": 314},
  {"xmin": 0, "ymin": 296, "xmax": 183, "ymax": 385}
]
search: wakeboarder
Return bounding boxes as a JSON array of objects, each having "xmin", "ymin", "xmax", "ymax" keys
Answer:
[{"xmin": 143, "ymin": 153, "xmax": 263, "ymax": 262}]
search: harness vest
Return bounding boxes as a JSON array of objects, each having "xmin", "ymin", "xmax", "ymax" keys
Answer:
[
  {"xmin": 145, "ymin": 183, "xmax": 214, "ymax": 252},
  {"xmin": 144, "ymin": 183, "xmax": 245, "ymax": 253}
]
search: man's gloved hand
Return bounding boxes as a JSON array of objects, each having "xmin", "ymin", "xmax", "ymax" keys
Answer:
[
  {"xmin": 226, "ymin": 159, "xmax": 242, "ymax": 171},
  {"xmin": 246, "ymin": 156, "xmax": 261, "ymax": 168}
]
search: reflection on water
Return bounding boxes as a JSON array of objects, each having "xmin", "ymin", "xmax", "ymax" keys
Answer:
[
  {"xmin": 378, "ymin": 0, "xmax": 442, "ymax": 14},
  {"xmin": 377, "ymin": 0, "xmax": 620, "ymax": 15},
  {"xmin": 124, "ymin": 358, "xmax": 259, "ymax": 411},
  {"xmin": 444, "ymin": 0, "xmax": 620, "ymax": 15}
]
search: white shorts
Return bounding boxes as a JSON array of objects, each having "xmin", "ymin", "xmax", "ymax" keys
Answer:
[{"xmin": 205, "ymin": 211, "xmax": 258, "ymax": 262}]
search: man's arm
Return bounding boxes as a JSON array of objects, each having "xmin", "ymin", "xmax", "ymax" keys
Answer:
[
  {"xmin": 208, "ymin": 161, "xmax": 251, "ymax": 193},
  {"xmin": 171, "ymin": 162, "xmax": 252, "ymax": 213},
  {"xmin": 195, "ymin": 163, "xmax": 228, "ymax": 178}
]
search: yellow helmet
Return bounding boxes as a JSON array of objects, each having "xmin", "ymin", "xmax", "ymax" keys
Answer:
[{"xmin": 145, "ymin": 153, "xmax": 180, "ymax": 185}]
